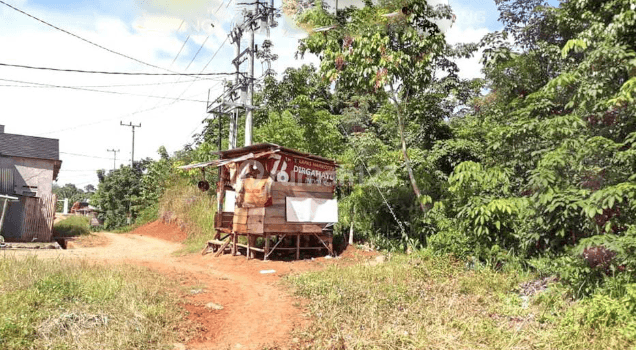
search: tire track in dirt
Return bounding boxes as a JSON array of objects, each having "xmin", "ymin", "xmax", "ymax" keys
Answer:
[{"xmin": 6, "ymin": 230, "xmax": 314, "ymax": 349}]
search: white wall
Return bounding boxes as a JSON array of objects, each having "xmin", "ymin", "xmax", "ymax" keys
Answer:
[{"xmin": 0, "ymin": 156, "xmax": 55, "ymax": 197}]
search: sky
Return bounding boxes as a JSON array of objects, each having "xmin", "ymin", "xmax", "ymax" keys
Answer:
[{"xmin": 0, "ymin": 0, "xmax": 541, "ymax": 189}]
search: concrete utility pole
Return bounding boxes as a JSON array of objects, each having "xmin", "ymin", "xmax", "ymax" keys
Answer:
[
  {"xmin": 107, "ymin": 149, "xmax": 120, "ymax": 170},
  {"xmin": 245, "ymin": 11, "xmax": 255, "ymax": 147},
  {"xmin": 207, "ymin": 0, "xmax": 278, "ymax": 150},
  {"xmin": 120, "ymin": 122, "xmax": 141, "ymax": 166}
]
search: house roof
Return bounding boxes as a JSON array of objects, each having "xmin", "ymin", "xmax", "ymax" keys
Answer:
[
  {"xmin": 0, "ymin": 126, "xmax": 62, "ymax": 180},
  {"xmin": 0, "ymin": 133, "xmax": 59, "ymax": 161}
]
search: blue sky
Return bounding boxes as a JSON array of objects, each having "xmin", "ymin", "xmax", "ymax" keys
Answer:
[{"xmin": 0, "ymin": 0, "xmax": 556, "ymax": 187}]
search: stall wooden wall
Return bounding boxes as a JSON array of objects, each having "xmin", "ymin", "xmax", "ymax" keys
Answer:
[{"xmin": 233, "ymin": 181, "xmax": 333, "ymax": 235}]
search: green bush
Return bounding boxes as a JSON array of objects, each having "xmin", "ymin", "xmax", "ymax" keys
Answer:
[
  {"xmin": 0, "ymin": 256, "xmax": 181, "ymax": 350},
  {"xmin": 53, "ymin": 216, "xmax": 91, "ymax": 237}
]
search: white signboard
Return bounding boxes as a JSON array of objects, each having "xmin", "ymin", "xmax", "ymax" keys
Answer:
[
  {"xmin": 286, "ymin": 197, "xmax": 338, "ymax": 223},
  {"xmin": 223, "ymin": 190, "xmax": 236, "ymax": 212}
]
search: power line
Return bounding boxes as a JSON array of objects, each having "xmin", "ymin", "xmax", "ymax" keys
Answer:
[
  {"xmin": 0, "ymin": 62, "xmax": 237, "ymax": 76},
  {"xmin": 34, "ymin": 89, "xmax": 208, "ymax": 136},
  {"xmin": 185, "ymin": 35, "xmax": 210, "ymax": 70},
  {"xmin": 0, "ymin": 78, "xmax": 222, "ymax": 88},
  {"xmin": 0, "ymin": 77, "xmax": 208, "ymax": 102},
  {"xmin": 60, "ymin": 152, "xmax": 111, "ymax": 160},
  {"xmin": 173, "ymin": 36, "xmax": 230, "ymax": 102},
  {"xmin": 0, "ymin": 0, "xmax": 191, "ymax": 75}
]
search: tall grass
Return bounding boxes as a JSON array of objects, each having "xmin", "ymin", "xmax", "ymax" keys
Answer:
[
  {"xmin": 53, "ymin": 216, "xmax": 91, "ymax": 237},
  {"xmin": 0, "ymin": 255, "xmax": 182, "ymax": 350},
  {"xmin": 287, "ymin": 250, "xmax": 635, "ymax": 350},
  {"xmin": 159, "ymin": 180, "xmax": 217, "ymax": 253}
]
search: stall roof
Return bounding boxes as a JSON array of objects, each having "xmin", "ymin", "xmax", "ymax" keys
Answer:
[
  {"xmin": 178, "ymin": 149, "xmax": 280, "ymax": 170},
  {"xmin": 218, "ymin": 143, "xmax": 335, "ymax": 164},
  {"xmin": 178, "ymin": 144, "xmax": 336, "ymax": 171}
]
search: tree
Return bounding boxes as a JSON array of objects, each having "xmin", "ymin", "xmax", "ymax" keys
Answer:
[
  {"xmin": 92, "ymin": 165, "xmax": 144, "ymax": 228},
  {"xmin": 296, "ymin": 0, "xmax": 465, "ymax": 212}
]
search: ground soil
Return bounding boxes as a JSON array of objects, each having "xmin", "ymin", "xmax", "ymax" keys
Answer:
[{"xmin": 4, "ymin": 220, "xmax": 378, "ymax": 350}]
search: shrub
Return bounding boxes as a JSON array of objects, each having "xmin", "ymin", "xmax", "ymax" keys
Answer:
[{"xmin": 53, "ymin": 216, "xmax": 91, "ymax": 237}]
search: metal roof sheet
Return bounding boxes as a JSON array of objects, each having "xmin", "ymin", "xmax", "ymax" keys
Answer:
[{"xmin": 0, "ymin": 133, "xmax": 60, "ymax": 161}]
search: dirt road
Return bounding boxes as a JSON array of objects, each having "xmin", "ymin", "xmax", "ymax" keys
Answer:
[{"xmin": 3, "ymin": 222, "xmax": 373, "ymax": 349}]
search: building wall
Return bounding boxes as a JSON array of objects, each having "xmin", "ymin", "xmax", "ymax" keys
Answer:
[{"xmin": 0, "ymin": 156, "xmax": 55, "ymax": 197}]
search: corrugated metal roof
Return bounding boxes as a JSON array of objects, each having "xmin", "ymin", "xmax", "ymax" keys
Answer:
[
  {"xmin": 0, "ymin": 133, "xmax": 59, "ymax": 161},
  {"xmin": 217, "ymin": 143, "xmax": 336, "ymax": 165}
]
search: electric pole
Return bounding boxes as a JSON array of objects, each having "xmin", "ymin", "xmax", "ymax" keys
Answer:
[
  {"xmin": 245, "ymin": 11, "xmax": 255, "ymax": 146},
  {"xmin": 207, "ymin": 0, "xmax": 278, "ymax": 149},
  {"xmin": 120, "ymin": 121, "xmax": 141, "ymax": 166},
  {"xmin": 107, "ymin": 149, "xmax": 120, "ymax": 170}
]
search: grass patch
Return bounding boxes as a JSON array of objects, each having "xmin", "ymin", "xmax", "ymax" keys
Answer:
[
  {"xmin": 287, "ymin": 250, "xmax": 635, "ymax": 349},
  {"xmin": 159, "ymin": 181, "xmax": 216, "ymax": 254},
  {"xmin": 53, "ymin": 216, "xmax": 90, "ymax": 237},
  {"xmin": 110, "ymin": 203, "xmax": 160, "ymax": 234},
  {"xmin": 0, "ymin": 255, "xmax": 182, "ymax": 350}
]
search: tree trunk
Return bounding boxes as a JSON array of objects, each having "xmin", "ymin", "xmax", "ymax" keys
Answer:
[
  {"xmin": 348, "ymin": 207, "xmax": 355, "ymax": 245},
  {"xmin": 390, "ymin": 87, "xmax": 426, "ymax": 213}
]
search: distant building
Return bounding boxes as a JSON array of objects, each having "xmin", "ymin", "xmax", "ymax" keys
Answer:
[{"xmin": 0, "ymin": 125, "xmax": 61, "ymax": 241}]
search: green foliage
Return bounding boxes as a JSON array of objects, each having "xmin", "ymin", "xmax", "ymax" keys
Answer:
[
  {"xmin": 52, "ymin": 183, "xmax": 91, "ymax": 212},
  {"xmin": 0, "ymin": 256, "xmax": 181, "ymax": 349},
  {"xmin": 53, "ymin": 216, "xmax": 90, "ymax": 237}
]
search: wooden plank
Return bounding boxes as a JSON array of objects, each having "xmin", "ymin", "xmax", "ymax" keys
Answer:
[
  {"xmin": 214, "ymin": 238, "xmax": 232, "ymax": 257},
  {"xmin": 271, "ymin": 182, "xmax": 334, "ymax": 193},
  {"xmin": 247, "ymin": 207, "xmax": 266, "ymax": 216},
  {"xmin": 264, "ymin": 223, "xmax": 323, "ymax": 233},
  {"xmin": 233, "ymin": 215, "xmax": 248, "ymax": 225},
  {"xmin": 271, "ymin": 189, "xmax": 333, "ymax": 200},
  {"xmin": 234, "ymin": 223, "xmax": 264, "ymax": 234},
  {"xmin": 264, "ymin": 234, "xmax": 270, "ymax": 261},
  {"xmin": 248, "ymin": 216, "xmax": 287, "ymax": 225},
  {"xmin": 235, "ymin": 243, "xmax": 264, "ymax": 253}
]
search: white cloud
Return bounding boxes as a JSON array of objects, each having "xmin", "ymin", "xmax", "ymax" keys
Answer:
[
  {"xmin": 0, "ymin": 0, "xmax": 317, "ymax": 187},
  {"xmin": 443, "ymin": 2, "xmax": 494, "ymax": 80}
]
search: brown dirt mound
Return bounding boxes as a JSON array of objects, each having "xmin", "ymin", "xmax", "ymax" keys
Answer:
[{"xmin": 130, "ymin": 220, "xmax": 187, "ymax": 242}]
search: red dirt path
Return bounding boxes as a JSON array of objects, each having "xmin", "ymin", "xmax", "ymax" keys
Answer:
[
  {"xmin": 130, "ymin": 220, "xmax": 187, "ymax": 242},
  {"xmin": 126, "ymin": 220, "xmax": 378, "ymax": 349}
]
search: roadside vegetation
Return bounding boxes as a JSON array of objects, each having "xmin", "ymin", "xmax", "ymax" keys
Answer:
[
  {"xmin": 0, "ymin": 256, "xmax": 182, "ymax": 350},
  {"xmin": 289, "ymin": 251, "xmax": 636, "ymax": 350},
  {"xmin": 53, "ymin": 215, "xmax": 91, "ymax": 237},
  {"xmin": 76, "ymin": 0, "xmax": 636, "ymax": 347}
]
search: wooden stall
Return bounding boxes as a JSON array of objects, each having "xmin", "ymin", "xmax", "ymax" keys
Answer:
[{"xmin": 181, "ymin": 143, "xmax": 338, "ymax": 260}]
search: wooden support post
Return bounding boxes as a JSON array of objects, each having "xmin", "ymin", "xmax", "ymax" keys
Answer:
[
  {"xmin": 248, "ymin": 235, "xmax": 257, "ymax": 259},
  {"xmin": 232, "ymin": 233, "xmax": 237, "ymax": 255},
  {"xmin": 247, "ymin": 233, "xmax": 251, "ymax": 259},
  {"xmin": 264, "ymin": 234, "xmax": 270, "ymax": 261},
  {"xmin": 296, "ymin": 234, "xmax": 300, "ymax": 260}
]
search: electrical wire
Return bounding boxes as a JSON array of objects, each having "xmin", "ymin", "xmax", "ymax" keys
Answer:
[
  {"xmin": 11, "ymin": 78, "xmax": 221, "ymax": 88},
  {"xmin": 0, "ymin": 62, "xmax": 237, "ymax": 76},
  {"xmin": 60, "ymin": 152, "xmax": 111, "ymax": 160},
  {"xmin": 0, "ymin": 0, "xmax": 193, "ymax": 76},
  {"xmin": 35, "ymin": 91, "xmax": 203, "ymax": 136},
  {"xmin": 337, "ymin": 124, "xmax": 407, "ymax": 237},
  {"xmin": 0, "ymin": 77, "xmax": 208, "ymax": 102},
  {"xmin": 185, "ymin": 35, "xmax": 210, "ymax": 71}
]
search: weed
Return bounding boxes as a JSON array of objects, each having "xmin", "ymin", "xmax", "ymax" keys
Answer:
[
  {"xmin": 0, "ymin": 255, "xmax": 182, "ymax": 350},
  {"xmin": 53, "ymin": 216, "xmax": 90, "ymax": 237},
  {"xmin": 287, "ymin": 250, "xmax": 635, "ymax": 349}
]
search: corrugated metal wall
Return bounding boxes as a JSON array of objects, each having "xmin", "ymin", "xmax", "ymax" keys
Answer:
[{"xmin": 0, "ymin": 168, "xmax": 13, "ymax": 194}]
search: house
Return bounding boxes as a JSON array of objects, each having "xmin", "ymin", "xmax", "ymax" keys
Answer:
[{"xmin": 0, "ymin": 125, "xmax": 61, "ymax": 242}]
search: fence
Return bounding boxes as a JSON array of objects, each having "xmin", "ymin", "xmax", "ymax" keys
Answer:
[{"xmin": 20, "ymin": 194, "xmax": 57, "ymax": 242}]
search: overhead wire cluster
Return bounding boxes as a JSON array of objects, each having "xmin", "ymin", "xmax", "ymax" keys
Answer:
[{"xmin": 0, "ymin": 0, "xmax": 241, "ymax": 181}]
